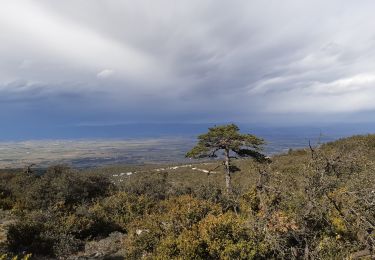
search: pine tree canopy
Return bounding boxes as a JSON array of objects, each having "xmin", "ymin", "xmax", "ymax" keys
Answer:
[{"xmin": 186, "ymin": 124, "xmax": 266, "ymax": 161}]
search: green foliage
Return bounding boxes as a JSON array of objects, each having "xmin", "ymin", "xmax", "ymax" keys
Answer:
[
  {"xmin": 186, "ymin": 124, "xmax": 265, "ymax": 159},
  {"xmin": 0, "ymin": 173, "xmax": 15, "ymax": 210},
  {"xmin": 5, "ymin": 210, "xmax": 84, "ymax": 258},
  {"xmin": 0, "ymin": 134, "xmax": 374, "ymax": 259},
  {"xmin": 7, "ymin": 221, "xmax": 54, "ymax": 256},
  {"xmin": 241, "ymin": 188, "xmax": 261, "ymax": 214},
  {"xmin": 124, "ymin": 195, "xmax": 221, "ymax": 258},
  {"xmin": 120, "ymin": 171, "xmax": 170, "ymax": 200},
  {"xmin": 0, "ymin": 253, "xmax": 32, "ymax": 260},
  {"xmin": 193, "ymin": 213, "xmax": 265, "ymax": 259},
  {"xmin": 157, "ymin": 195, "xmax": 222, "ymax": 232},
  {"xmin": 156, "ymin": 213, "xmax": 268, "ymax": 259},
  {"xmin": 187, "ymin": 124, "xmax": 266, "ymax": 194},
  {"xmin": 5, "ymin": 166, "xmax": 114, "ymax": 212},
  {"xmin": 90, "ymin": 191, "xmax": 155, "ymax": 232}
]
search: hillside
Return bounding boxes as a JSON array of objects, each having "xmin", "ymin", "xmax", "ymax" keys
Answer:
[{"xmin": 0, "ymin": 134, "xmax": 374, "ymax": 259}]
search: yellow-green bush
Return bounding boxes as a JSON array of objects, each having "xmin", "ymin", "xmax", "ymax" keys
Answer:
[
  {"xmin": 90, "ymin": 191, "xmax": 154, "ymax": 232},
  {"xmin": 157, "ymin": 195, "xmax": 222, "ymax": 233},
  {"xmin": 1, "ymin": 134, "xmax": 374, "ymax": 259},
  {"xmin": 0, "ymin": 253, "xmax": 32, "ymax": 260},
  {"xmin": 240, "ymin": 188, "xmax": 261, "ymax": 215},
  {"xmin": 123, "ymin": 195, "xmax": 221, "ymax": 258},
  {"xmin": 196, "ymin": 213, "xmax": 264, "ymax": 259},
  {"xmin": 155, "ymin": 212, "xmax": 269, "ymax": 259}
]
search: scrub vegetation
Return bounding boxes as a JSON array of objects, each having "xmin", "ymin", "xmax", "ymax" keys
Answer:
[{"xmin": 0, "ymin": 127, "xmax": 374, "ymax": 259}]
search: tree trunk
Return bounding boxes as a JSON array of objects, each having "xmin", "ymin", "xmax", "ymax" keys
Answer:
[{"xmin": 224, "ymin": 148, "xmax": 232, "ymax": 194}]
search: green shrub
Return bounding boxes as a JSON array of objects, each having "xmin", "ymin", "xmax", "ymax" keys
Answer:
[
  {"xmin": 7, "ymin": 221, "xmax": 54, "ymax": 256},
  {"xmin": 155, "ymin": 212, "xmax": 268, "ymax": 259},
  {"xmin": 10, "ymin": 167, "xmax": 114, "ymax": 211},
  {"xmin": 120, "ymin": 171, "xmax": 170, "ymax": 200},
  {"xmin": 124, "ymin": 195, "xmax": 221, "ymax": 258},
  {"xmin": 90, "ymin": 191, "xmax": 155, "ymax": 232}
]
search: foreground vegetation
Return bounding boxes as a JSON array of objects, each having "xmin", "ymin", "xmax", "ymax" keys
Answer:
[{"xmin": 0, "ymin": 134, "xmax": 374, "ymax": 259}]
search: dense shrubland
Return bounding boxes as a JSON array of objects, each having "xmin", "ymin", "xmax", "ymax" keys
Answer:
[{"xmin": 0, "ymin": 135, "xmax": 374, "ymax": 259}]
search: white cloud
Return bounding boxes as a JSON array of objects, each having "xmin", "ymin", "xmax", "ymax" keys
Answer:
[
  {"xmin": 0, "ymin": 1, "xmax": 165, "ymax": 85},
  {"xmin": 1, "ymin": 0, "xmax": 375, "ymax": 124},
  {"xmin": 97, "ymin": 69, "xmax": 114, "ymax": 79},
  {"xmin": 260, "ymin": 73, "xmax": 375, "ymax": 113}
]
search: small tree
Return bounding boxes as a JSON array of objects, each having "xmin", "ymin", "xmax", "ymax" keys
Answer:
[{"xmin": 186, "ymin": 124, "xmax": 266, "ymax": 194}]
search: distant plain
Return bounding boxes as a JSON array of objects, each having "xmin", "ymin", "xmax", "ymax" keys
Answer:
[{"xmin": 1, "ymin": 122, "xmax": 374, "ymax": 168}]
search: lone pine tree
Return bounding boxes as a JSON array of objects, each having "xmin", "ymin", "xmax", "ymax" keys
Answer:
[{"xmin": 186, "ymin": 124, "xmax": 266, "ymax": 194}]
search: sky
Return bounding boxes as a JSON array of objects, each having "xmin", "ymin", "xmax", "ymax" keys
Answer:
[{"xmin": 1, "ymin": 0, "xmax": 375, "ymax": 138}]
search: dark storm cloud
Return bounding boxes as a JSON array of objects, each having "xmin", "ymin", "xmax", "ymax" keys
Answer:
[{"xmin": 1, "ymin": 0, "xmax": 375, "ymax": 127}]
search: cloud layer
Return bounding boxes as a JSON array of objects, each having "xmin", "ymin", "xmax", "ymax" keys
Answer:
[{"xmin": 1, "ymin": 0, "xmax": 375, "ymax": 128}]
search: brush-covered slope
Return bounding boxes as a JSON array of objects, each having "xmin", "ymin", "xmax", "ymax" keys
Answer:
[{"xmin": 0, "ymin": 134, "xmax": 374, "ymax": 259}]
